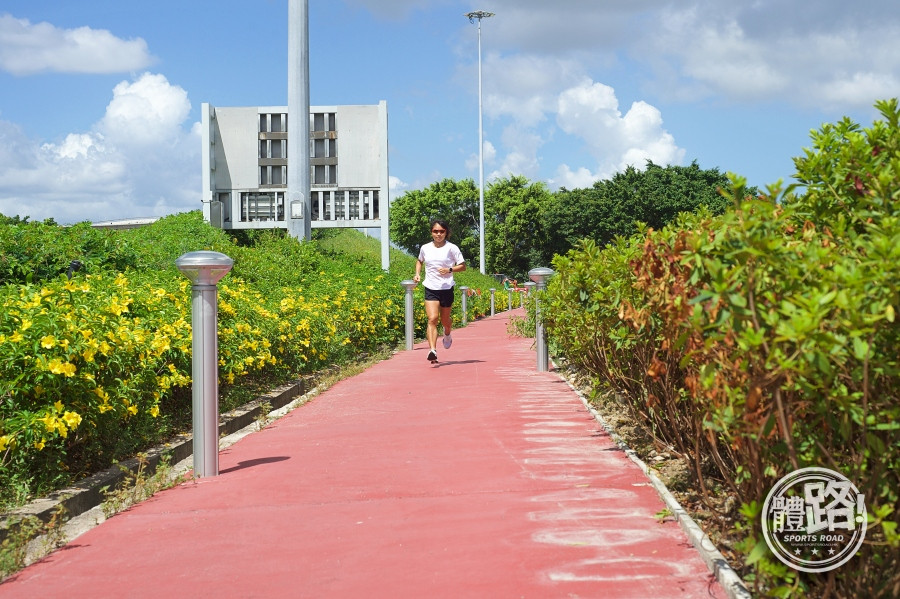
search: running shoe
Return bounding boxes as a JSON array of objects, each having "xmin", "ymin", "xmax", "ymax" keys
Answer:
[
  {"xmin": 427, "ymin": 349, "xmax": 438, "ymax": 363},
  {"xmin": 442, "ymin": 334, "xmax": 452, "ymax": 349}
]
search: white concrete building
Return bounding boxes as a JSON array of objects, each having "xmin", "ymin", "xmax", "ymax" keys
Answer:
[{"xmin": 201, "ymin": 101, "xmax": 390, "ymax": 269}]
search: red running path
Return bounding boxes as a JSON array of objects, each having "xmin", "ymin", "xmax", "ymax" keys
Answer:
[{"xmin": 0, "ymin": 309, "xmax": 725, "ymax": 598}]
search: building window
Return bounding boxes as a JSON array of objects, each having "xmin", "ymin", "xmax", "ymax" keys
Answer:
[
  {"xmin": 259, "ymin": 113, "xmax": 287, "ymax": 133},
  {"xmin": 311, "ymin": 112, "xmax": 336, "ymax": 132},
  {"xmin": 312, "ymin": 164, "xmax": 336, "ymax": 185},
  {"xmin": 240, "ymin": 192, "xmax": 284, "ymax": 222},
  {"xmin": 259, "ymin": 166, "xmax": 287, "ymax": 187},
  {"xmin": 260, "ymin": 140, "xmax": 286, "ymax": 159}
]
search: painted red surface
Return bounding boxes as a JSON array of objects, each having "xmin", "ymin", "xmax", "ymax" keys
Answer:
[{"xmin": 0, "ymin": 310, "xmax": 724, "ymax": 598}]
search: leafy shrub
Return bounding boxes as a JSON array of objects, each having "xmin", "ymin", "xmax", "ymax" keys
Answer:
[
  {"xmin": 0, "ymin": 219, "xmax": 138, "ymax": 284},
  {"xmin": 0, "ymin": 216, "xmax": 405, "ymax": 507},
  {"xmin": 543, "ymin": 100, "xmax": 900, "ymax": 597},
  {"xmin": 0, "ymin": 216, "xmax": 509, "ymax": 509}
]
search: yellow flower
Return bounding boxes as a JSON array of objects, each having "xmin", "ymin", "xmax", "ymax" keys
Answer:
[
  {"xmin": 54, "ymin": 400, "xmax": 64, "ymax": 412},
  {"xmin": 98, "ymin": 403, "xmax": 113, "ymax": 414},
  {"xmin": 48, "ymin": 359, "xmax": 77, "ymax": 377},
  {"xmin": 20, "ymin": 319, "xmax": 32, "ymax": 331},
  {"xmin": 107, "ymin": 296, "xmax": 130, "ymax": 316},
  {"xmin": 62, "ymin": 411, "xmax": 82, "ymax": 429},
  {"xmin": 40, "ymin": 414, "xmax": 57, "ymax": 432},
  {"xmin": 0, "ymin": 435, "xmax": 10, "ymax": 451},
  {"xmin": 34, "ymin": 439, "xmax": 46, "ymax": 450},
  {"xmin": 41, "ymin": 335, "xmax": 57, "ymax": 349},
  {"xmin": 149, "ymin": 406, "xmax": 160, "ymax": 418},
  {"xmin": 9, "ymin": 331, "xmax": 23, "ymax": 343},
  {"xmin": 127, "ymin": 405, "xmax": 138, "ymax": 416}
]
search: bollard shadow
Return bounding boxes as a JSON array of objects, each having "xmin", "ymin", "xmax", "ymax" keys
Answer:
[{"xmin": 219, "ymin": 456, "xmax": 290, "ymax": 474}]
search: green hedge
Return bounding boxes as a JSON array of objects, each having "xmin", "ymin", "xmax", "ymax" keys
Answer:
[
  {"xmin": 0, "ymin": 215, "xmax": 511, "ymax": 509},
  {"xmin": 543, "ymin": 100, "xmax": 900, "ymax": 597}
]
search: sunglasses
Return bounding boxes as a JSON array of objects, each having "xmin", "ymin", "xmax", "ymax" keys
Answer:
[{"xmin": 431, "ymin": 229, "xmax": 447, "ymax": 234}]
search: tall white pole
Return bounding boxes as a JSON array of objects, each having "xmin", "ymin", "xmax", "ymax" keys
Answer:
[
  {"xmin": 477, "ymin": 18, "xmax": 486, "ymax": 274},
  {"xmin": 288, "ymin": 0, "xmax": 311, "ymax": 241},
  {"xmin": 466, "ymin": 11, "xmax": 494, "ymax": 275}
]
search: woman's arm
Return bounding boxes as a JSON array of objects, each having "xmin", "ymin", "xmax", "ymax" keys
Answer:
[{"xmin": 413, "ymin": 258, "xmax": 424, "ymax": 283}]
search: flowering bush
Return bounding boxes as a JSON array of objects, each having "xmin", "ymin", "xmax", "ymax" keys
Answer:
[{"xmin": 0, "ymin": 214, "xmax": 406, "ymax": 507}]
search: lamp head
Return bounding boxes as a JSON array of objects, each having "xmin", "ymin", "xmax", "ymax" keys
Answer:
[{"xmin": 175, "ymin": 251, "xmax": 234, "ymax": 286}]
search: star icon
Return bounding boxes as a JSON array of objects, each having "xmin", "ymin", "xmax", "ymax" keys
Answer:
[{"xmin": 811, "ymin": 548, "xmax": 819, "ymax": 555}]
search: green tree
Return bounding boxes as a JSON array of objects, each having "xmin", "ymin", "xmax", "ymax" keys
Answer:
[
  {"xmin": 389, "ymin": 178, "xmax": 479, "ymax": 262},
  {"xmin": 484, "ymin": 175, "xmax": 553, "ymax": 279},
  {"xmin": 542, "ymin": 161, "xmax": 736, "ymax": 261}
]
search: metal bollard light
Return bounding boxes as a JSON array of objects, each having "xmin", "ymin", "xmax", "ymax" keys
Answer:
[
  {"xmin": 528, "ymin": 267, "xmax": 555, "ymax": 372},
  {"xmin": 489, "ymin": 288, "xmax": 495, "ymax": 316},
  {"xmin": 176, "ymin": 251, "xmax": 234, "ymax": 478},
  {"xmin": 459, "ymin": 286, "xmax": 469, "ymax": 325},
  {"xmin": 508, "ymin": 288, "xmax": 513, "ymax": 310},
  {"xmin": 401, "ymin": 280, "xmax": 417, "ymax": 350}
]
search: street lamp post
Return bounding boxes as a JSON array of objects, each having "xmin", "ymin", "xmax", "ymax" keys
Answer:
[{"xmin": 465, "ymin": 10, "xmax": 494, "ymax": 275}]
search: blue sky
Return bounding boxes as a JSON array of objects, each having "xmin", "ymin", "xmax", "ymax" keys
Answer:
[{"xmin": 1, "ymin": 0, "xmax": 898, "ymax": 224}]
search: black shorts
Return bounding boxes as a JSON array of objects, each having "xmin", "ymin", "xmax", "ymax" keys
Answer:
[{"xmin": 424, "ymin": 286, "xmax": 455, "ymax": 308}]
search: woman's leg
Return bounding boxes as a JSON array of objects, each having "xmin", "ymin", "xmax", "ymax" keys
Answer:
[
  {"xmin": 440, "ymin": 305, "xmax": 453, "ymax": 337},
  {"xmin": 425, "ymin": 300, "xmax": 441, "ymax": 351}
]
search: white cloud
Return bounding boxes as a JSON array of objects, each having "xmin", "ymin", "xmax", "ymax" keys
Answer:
[
  {"xmin": 475, "ymin": 69, "xmax": 684, "ymax": 189},
  {"xmin": 553, "ymin": 164, "xmax": 598, "ymax": 191},
  {"xmin": 550, "ymin": 80, "xmax": 684, "ymax": 184},
  {"xmin": 389, "ymin": 175, "xmax": 408, "ymax": 201},
  {"xmin": 490, "ymin": 127, "xmax": 540, "ymax": 180},
  {"xmin": 0, "ymin": 13, "xmax": 154, "ymax": 75},
  {"xmin": 466, "ymin": 139, "xmax": 497, "ymax": 175},
  {"xmin": 481, "ymin": 53, "xmax": 582, "ymax": 127},
  {"xmin": 467, "ymin": 0, "xmax": 900, "ymax": 111},
  {"xmin": 99, "ymin": 73, "xmax": 191, "ymax": 145},
  {"xmin": 0, "ymin": 73, "xmax": 199, "ymax": 224},
  {"xmin": 644, "ymin": 2, "xmax": 900, "ymax": 108}
]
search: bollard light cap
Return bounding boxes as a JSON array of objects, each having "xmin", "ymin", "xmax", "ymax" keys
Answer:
[
  {"xmin": 528, "ymin": 267, "xmax": 555, "ymax": 284},
  {"xmin": 175, "ymin": 251, "xmax": 234, "ymax": 285},
  {"xmin": 400, "ymin": 279, "xmax": 417, "ymax": 290}
]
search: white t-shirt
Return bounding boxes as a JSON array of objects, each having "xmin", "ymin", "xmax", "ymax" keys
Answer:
[{"xmin": 418, "ymin": 241, "xmax": 464, "ymax": 290}]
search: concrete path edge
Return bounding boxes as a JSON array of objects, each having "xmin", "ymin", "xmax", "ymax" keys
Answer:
[{"xmin": 560, "ymin": 373, "xmax": 753, "ymax": 599}]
